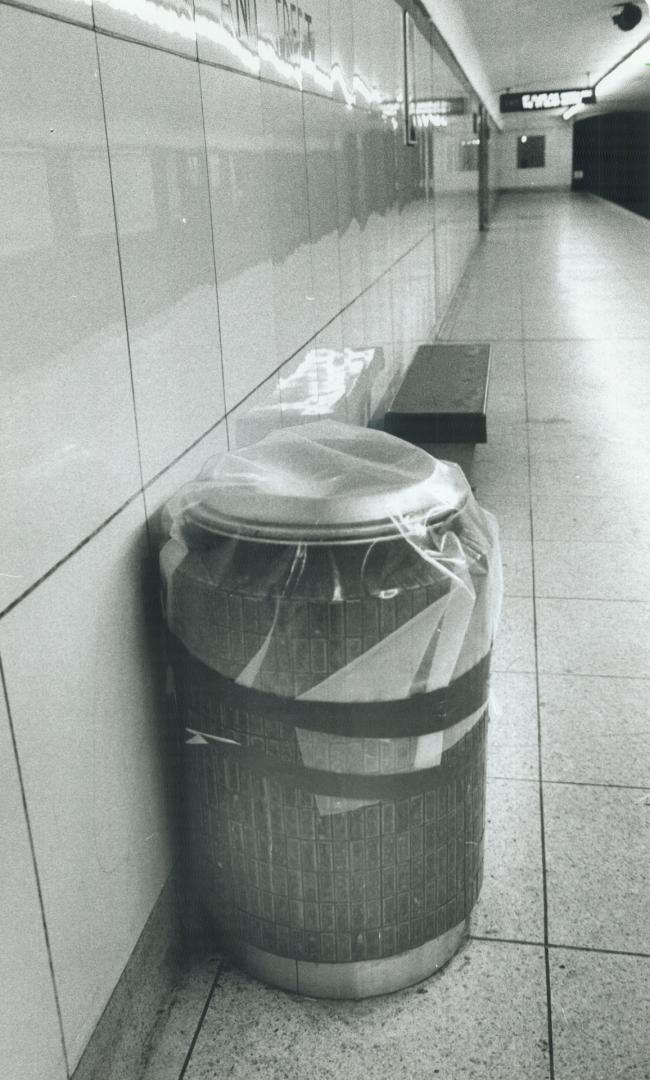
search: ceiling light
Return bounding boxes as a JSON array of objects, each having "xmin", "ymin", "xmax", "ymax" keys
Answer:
[
  {"xmin": 562, "ymin": 103, "xmax": 584, "ymax": 120},
  {"xmin": 596, "ymin": 34, "xmax": 650, "ymax": 96}
]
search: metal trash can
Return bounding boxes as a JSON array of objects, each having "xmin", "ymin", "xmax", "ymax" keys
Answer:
[{"xmin": 161, "ymin": 421, "xmax": 501, "ymax": 998}]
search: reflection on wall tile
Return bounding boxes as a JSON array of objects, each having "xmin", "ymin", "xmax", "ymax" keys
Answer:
[
  {"xmin": 303, "ymin": 95, "xmax": 342, "ymax": 332},
  {"xmin": 0, "ymin": 8, "xmax": 142, "ymax": 611},
  {"xmin": 334, "ymin": 101, "xmax": 363, "ymax": 306},
  {"xmin": 226, "ymin": 371, "xmax": 282, "ymax": 449},
  {"xmin": 362, "ymin": 111, "xmax": 393, "ymax": 286},
  {"xmin": 0, "ymin": 499, "xmax": 172, "ymax": 1069},
  {"xmin": 144, "ymin": 420, "xmax": 228, "ymax": 549},
  {"xmin": 256, "ymin": 0, "xmax": 301, "ymax": 87},
  {"xmin": 93, "ymin": 0, "xmax": 196, "ymax": 59},
  {"xmin": 98, "ymin": 37, "xmax": 224, "ymax": 483},
  {"xmin": 375, "ymin": 1, "xmax": 401, "ymax": 109},
  {"xmin": 340, "ymin": 293, "xmax": 366, "ymax": 355},
  {"xmin": 362, "ymin": 273, "xmax": 393, "ymax": 348},
  {"xmin": 261, "ymin": 83, "xmax": 315, "ymax": 361},
  {"xmin": 328, "ymin": 0, "xmax": 354, "ymax": 105},
  {"xmin": 195, "ymin": 0, "xmax": 260, "ymax": 74},
  {"xmin": 352, "ymin": 0, "xmax": 377, "ymax": 109},
  {"xmin": 0, "ymin": 693, "xmax": 68, "ymax": 1080},
  {"xmin": 24, "ymin": 0, "xmax": 93, "ymax": 25},
  {"xmin": 300, "ymin": 0, "xmax": 331, "ymax": 96},
  {"xmin": 201, "ymin": 65, "xmax": 278, "ymax": 411}
]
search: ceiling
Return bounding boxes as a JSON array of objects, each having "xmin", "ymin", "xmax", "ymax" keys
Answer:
[{"xmin": 457, "ymin": 0, "xmax": 650, "ymax": 112}]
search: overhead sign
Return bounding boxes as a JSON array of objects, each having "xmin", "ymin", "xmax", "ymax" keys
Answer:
[
  {"xmin": 416, "ymin": 97, "xmax": 467, "ymax": 116},
  {"xmin": 500, "ymin": 88, "xmax": 596, "ymax": 112}
]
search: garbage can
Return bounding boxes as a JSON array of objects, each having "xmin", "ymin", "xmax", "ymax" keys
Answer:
[{"xmin": 161, "ymin": 420, "xmax": 501, "ymax": 998}]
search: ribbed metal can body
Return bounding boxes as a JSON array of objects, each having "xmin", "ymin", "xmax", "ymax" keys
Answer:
[{"xmin": 167, "ymin": 528, "xmax": 491, "ymax": 997}]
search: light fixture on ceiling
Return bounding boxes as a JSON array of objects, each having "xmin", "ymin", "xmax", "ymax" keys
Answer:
[
  {"xmin": 563, "ymin": 33, "xmax": 650, "ymax": 118},
  {"xmin": 612, "ymin": 2, "xmax": 644, "ymax": 30}
]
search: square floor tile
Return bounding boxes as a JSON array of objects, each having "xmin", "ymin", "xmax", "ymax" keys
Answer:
[
  {"xmin": 536, "ymin": 599, "xmax": 650, "ymax": 678},
  {"xmin": 544, "ymin": 783, "xmax": 650, "ymax": 953},
  {"xmin": 499, "ymin": 538, "xmax": 534, "ymax": 597},
  {"xmin": 488, "ymin": 672, "xmax": 539, "ymax": 781},
  {"xmin": 540, "ymin": 674, "xmax": 650, "ymax": 788},
  {"xmin": 534, "ymin": 541, "xmax": 650, "ymax": 602},
  {"xmin": 550, "ymin": 949, "xmax": 650, "ymax": 1080},
  {"xmin": 471, "ymin": 779, "xmax": 543, "ymax": 942},
  {"xmin": 184, "ymin": 942, "xmax": 550, "ymax": 1079},
  {"xmin": 531, "ymin": 492, "xmax": 650, "ymax": 545},
  {"xmin": 492, "ymin": 596, "xmax": 536, "ymax": 674},
  {"xmin": 474, "ymin": 486, "xmax": 532, "ymax": 544}
]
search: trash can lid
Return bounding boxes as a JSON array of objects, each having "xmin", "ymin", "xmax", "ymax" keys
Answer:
[{"xmin": 183, "ymin": 420, "xmax": 469, "ymax": 543}]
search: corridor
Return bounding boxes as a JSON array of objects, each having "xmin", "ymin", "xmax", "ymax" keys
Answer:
[{"xmin": 138, "ymin": 192, "xmax": 650, "ymax": 1080}]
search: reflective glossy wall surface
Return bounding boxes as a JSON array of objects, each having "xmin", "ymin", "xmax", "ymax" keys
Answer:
[{"xmin": 0, "ymin": 0, "xmax": 493, "ymax": 1071}]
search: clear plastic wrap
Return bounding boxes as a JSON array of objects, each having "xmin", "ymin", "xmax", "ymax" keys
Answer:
[
  {"xmin": 233, "ymin": 346, "xmax": 385, "ymax": 446},
  {"xmin": 161, "ymin": 421, "xmax": 501, "ymax": 814}
]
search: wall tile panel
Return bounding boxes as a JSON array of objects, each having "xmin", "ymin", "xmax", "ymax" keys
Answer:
[
  {"xmin": 195, "ymin": 0, "xmax": 260, "ymax": 74},
  {"xmin": 0, "ymin": 693, "xmax": 68, "ymax": 1080},
  {"xmin": 201, "ymin": 65, "xmax": 278, "ymax": 411},
  {"xmin": 226, "ymin": 371, "xmax": 282, "ymax": 449},
  {"xmin": 334, "ymin": 101, "xmax": 363, "ymax": 307},
  {"xmin": 0, "ymin": 8, "xmax": 142, "ymax": 611},
  {"xmin": 303, "ymin": 94, "xmax": 343, "ymax": 333},
  {"xmin": 256, "ymin": 0, "xmax": 302, "ymax": 87},
  {"xmin": 93, "ymin": 0, "xmax": 197, "ymax": 58},
  {"xmin": 300, "ymin": 0, "xmax": 332, "ymax": 96},
  {"xmin": 98, "ymin": 37, "xmax": 225, "ymax": 483},
  {"xmin": 0, "ymin": 499, "xmax": 173, "ymax": 1069},
  {"xmin": 261, "ymin": 81, "xmax": 315, "ymax": 361}
]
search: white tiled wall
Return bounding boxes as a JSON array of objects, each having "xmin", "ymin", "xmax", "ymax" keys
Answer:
[
  {"xmin": 497, "ymin": 114, "xmax": 573, "ymax": 191},
  {"xmin": 0, "ymin": 0, "xmax": 491, "ymax": 1072}
]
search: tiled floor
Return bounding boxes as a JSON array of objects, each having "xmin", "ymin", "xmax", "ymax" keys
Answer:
[{"xmin": 139, "ymin": 193, "xmax": 650, "ymax": 1080}]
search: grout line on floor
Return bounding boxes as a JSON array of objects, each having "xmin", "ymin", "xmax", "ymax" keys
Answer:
[
  {"xmin": 519, "ymin": 225, "xmax": 556, "ymax": 1080},
  {"xmin": 470, "ymin": 933, "xmax": 544, "ymax": 948},
  {"xmin": 548, "ymin": 941, "xmax": 650, "ymax": 962},
  {"xmin": 177, "ymin": 958, "xmax": 226, "ymax": 1080},
  {"xmin": 471, "ymin": 934, "xmax": 650, "ymax": 963},
  {"xmin": 533, "ymin": 594, "xmax": 650, "ymax": 605},
  {"xmin": 487, "ymin": 775, "xmax": 650, "ymax": 793}
]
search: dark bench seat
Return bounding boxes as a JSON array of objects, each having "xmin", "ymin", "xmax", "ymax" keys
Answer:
[{"xmin": 384, "ymin": 343, "xmax": 491, "ymax": 477}]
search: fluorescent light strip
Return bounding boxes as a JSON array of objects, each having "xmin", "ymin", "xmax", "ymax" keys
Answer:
[{"xmin": 563, "ymin": 31, "xmax": 650, "ymax": 119}]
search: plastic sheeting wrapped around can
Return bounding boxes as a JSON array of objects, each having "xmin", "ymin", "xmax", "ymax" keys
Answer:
[{"xmin": 161, "ymin": 420, "xmax": 502, "ymax": 997}]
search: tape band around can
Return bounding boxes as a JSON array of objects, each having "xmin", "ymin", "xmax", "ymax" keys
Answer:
[
  {"xmin": 171, "ymin": 640, "xmax": 491, "ymax": 739},
  {"xmin": 188, "ymin": 713, "xmax": 487, "ymax": 799}
]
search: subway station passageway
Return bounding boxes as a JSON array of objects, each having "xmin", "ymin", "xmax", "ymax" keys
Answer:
[{"xmin": 139, "ymin": 192, "xmax": 650, "ymax": 1080}]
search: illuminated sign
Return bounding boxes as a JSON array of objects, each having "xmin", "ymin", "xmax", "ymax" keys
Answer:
[
  {"xmin": 500, "ymin": 88, "xmax": 596, "ymax": 112},
  {"xmin": 416, "ymin": 97, "xmax": 467, "ymax": 116}
]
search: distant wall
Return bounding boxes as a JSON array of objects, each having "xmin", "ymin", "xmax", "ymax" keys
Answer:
[
  {"xmin": 573, "ymin": 111, "xmax": 650, "ymax": 219},
  {"xmin": 497, "ymin": 115, "xmax": 573, "ymax": 190}
]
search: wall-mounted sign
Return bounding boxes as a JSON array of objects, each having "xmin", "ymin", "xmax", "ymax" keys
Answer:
[
  {"xmin": 500, "ymin": 88, "xmax": 596, "ymax": 112},
  {"xmin": 403, "ymin": 11, "xmax": 417, "ymax": 145},
  {"xmin": 274, "ymin": 1, "xmax": 315, "ymax": 64},
  {"xmin": 416, "ymin": 97, "xmax": 467, "ymax": 116}
]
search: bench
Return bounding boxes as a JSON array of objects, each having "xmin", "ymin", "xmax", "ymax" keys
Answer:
[{"xmin": 383, "ymin": 343, "xmax": 491, "ymax": 478}]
